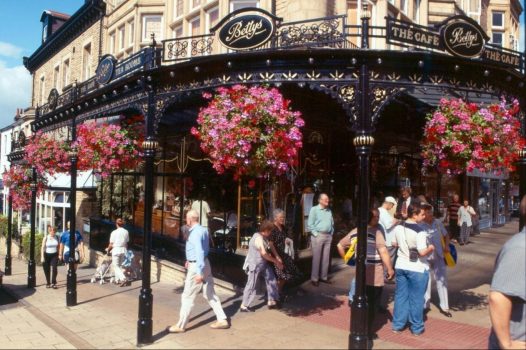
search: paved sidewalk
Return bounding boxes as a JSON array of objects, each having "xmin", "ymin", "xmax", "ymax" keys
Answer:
[{"xmin": 0, "ymin": 220, "xmax": 519, "ymax": 349}]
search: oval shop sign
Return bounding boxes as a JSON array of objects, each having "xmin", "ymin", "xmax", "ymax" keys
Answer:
[
  {"xmin": 219, "ymin": 14, "xmax": 274, "ymax": 50},
  {"xmin": 441, "ymin": 20, "xmax": 486, "ymax": 59},
  {"xmin": 95, "ymin": 55, "xmax": 116, "ymax": 85}
]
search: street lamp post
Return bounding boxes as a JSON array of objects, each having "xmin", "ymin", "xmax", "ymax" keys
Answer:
[
  {"xmin": 350, "ymin": 2, "xmax": 373, "ymax": 349},
  {"xmin": 4, "ymin": 193, "xmax": 13, "ymax": 276},
  {"xmin": 27, "ymin": 167, "xmax": 37, "ymax": 288},
  {"xmin": 66, "ymin": 124, "xmax": 78, "ymax": 307}
]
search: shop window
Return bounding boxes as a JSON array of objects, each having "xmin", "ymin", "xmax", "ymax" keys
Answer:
[
  {"xmin": 492, "ymin": 32, "xmax": 503, "ymax": 46},
  {"xmin": 230, "ymin": 0, "xmax": 259, "ymax": 11},
  {"xmin": 492, "ymin": 11, "xmax": 504, "ymax": 29},
  {"xmin": 142, "ymin": 15, "xmax": 163, "ymax": 42}
]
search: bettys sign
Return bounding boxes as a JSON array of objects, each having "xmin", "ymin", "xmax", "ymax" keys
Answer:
[
  {"xmin": 440, "ymin": 16, "xmax": 488, "ymax": 59},
  {"xmin": 213, "ymin": 8, "xmax": 279, "ymax": 51}
]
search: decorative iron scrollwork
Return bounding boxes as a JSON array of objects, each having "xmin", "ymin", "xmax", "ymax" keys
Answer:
[
  {"xmin": 276, "ymin": 18, "xmax": 345, "ymax": 48},
  {"xmin": 370, "ymin": 87, "xmax": 405, "ymax": 125}
]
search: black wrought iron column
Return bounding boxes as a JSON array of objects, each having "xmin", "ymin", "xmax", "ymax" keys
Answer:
[
  {"xmin": 27, "ymin": 167, "xmax": 37, "ymax": 288},
  {"xmin": 4, "ymin": 193, "xmax": 12, "ymax": 276},
  {"xmin": 66, "ymin": 119, "xmax": 78, "ymax": 306},
  {"xmin": 137, "ymin": 78, "xmax": 157, "ymax": 346},
  {"xmin": 350, "ymin": 3, "xmax": 372, "ymax": 349},
  {"xmin": 519, "ymin": 147, "xmax": 526, "ymax": 231}
]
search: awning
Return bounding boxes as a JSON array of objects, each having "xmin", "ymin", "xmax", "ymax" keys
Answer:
[{"xmin": 45, "ymin": 170, "xmax": 97, "ymax": 190}]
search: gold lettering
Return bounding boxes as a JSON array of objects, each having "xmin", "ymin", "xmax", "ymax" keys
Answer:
[{"xmin": 225, "ymin": 19, "xmax": 267, "ymax": 45}]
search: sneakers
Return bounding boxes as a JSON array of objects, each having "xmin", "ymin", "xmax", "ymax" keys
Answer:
[
  {"xmin": 239, "ymin": 306, "xmax": 255, "ymax": 312},
  {"xmin": 210, "ymin": 320, "xmax": 230, "ymax": 329},
  {"xmin": 166, "ymin": 325, "xmax": 185, "ymax": 333}
]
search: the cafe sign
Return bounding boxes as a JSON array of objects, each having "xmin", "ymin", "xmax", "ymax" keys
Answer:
[
  {"xmin": 95, "ymin": 55, "xmax": 116, "ymax": 85},
  {"xmin": 440, "ymin": 17, "xmax": 487, "ymax": 59},
  {"xmin": 213, "ymin": 8, "xmax": 279, "ymax": 51}
]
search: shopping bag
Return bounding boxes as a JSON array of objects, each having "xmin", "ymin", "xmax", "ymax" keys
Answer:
[
  {"xmin": 344, "ymin": 235, "xmax": 357, "ymax": 266},
  {"xmin": 442, "ymin": 235, "xmax": 457, "ymax": 267}
]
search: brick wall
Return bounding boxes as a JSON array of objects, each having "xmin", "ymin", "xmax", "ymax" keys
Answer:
[{"xmin": 32, "ymin": 20, "xmax": 102, "ymax": 108}]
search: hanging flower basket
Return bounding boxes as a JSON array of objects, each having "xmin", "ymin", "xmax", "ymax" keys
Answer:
[
  {"xmin": 25, "ymin": 131, "xmax": 70, "ymax": 176},
  {"xmin": 191, "ymin": 85, "xmax": 305, "ymax": 179},
  {"xmin": 2, "ymin": 165, "xmax": 44, "ymax": 211},
  {"xmin": 422, "ymin": 98, "xmax": 526, "ymax": 175},
  {"xmin": 74, "ymin": 119, "xmax": 144, "ymax": 177}
]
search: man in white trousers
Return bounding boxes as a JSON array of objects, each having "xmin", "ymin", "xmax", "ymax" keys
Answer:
[
  {"xmin": 167, "ymin": 209, "xmax": 230, "ymax": 333},
  {"xmin": 422, "ymin": 203, "xmax": 452, "ymax": 317}
]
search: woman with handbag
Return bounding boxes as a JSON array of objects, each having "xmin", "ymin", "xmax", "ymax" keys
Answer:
[
  {"xmin": 457, "ymin": 200, "xmax": 476, "ymax": 245},
  {"xmin": 41, "ymin": 225, "xmax": 60, "ymax": 289},
  {"xmin": 391, "ymin": 202, "xmax": 435, "ymax": 336},
  {"xmin": 337, "ymin": 208, "xmax": 394, "ymax": 340}
]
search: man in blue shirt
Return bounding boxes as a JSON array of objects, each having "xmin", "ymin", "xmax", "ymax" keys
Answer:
[
  {"xmin": 308, "ymin": 193, "xmax": 334, "ymax": 286},
  {"xmin": 58, "ymin": 222, "xmax": 84, "ymax": 271},
  {"xmin": 167, "ymin": 209, "xmax": 229, "ymax": 333}
]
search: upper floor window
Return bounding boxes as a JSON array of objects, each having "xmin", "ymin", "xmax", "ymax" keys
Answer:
[
  {"xmin": 142, "ymin": 15, "xmax": 163, "ymax": 42},
  {"xmin": 413, "ymin": 0, "xmax": 420, "ymax": 22},
  {"xmin": 39, "ymin": 76, "xmax": 45, "ymax": 106},
  {"xmin": 492, "ymin": 32, "xmax": 503, "ymax": 46},
  {"xmin": 191, "ymin": 0, "xmax": 201, "ymax": 10},
  {"xmin": 464, "ymin": 0, "xmax": 480, "ymax": 22},
  {"xmin": 206, "ymin": 7, "xmax": 219, "ymax": 32},
  {"xmin": 128, "ymin": 20, "xmax": 135, "ymax": 46},
  {"xmin": 118, "ymin": 25, "xmax": 125, "ymax": 50},
  {"xmin": 190, "ymin": 16, "xmax": 201, "ymax": 37},
  {"xmin": 63, "ymin": 59, "xmax": 70, "ymax": 87},
  {"xmin": 173, "ymin": 25, "xmax": 183, "ymax": 38},
  {"xmin": 109, "ymin": 31, "xmax": 116, "ymax": 54},
  {"xmin": 492, "ymin": 11, "xmax": 504, "ymax": 29},
  {"xmin": 174, "ymin": 0, "xmax": 185, "ymax": 18},
  {"xmin": 230, "ymin": 0, "xmax": 259, "ymax": 11},
  {"xmin": 83, "ymin": 43, "xmax": 92, "ymax": 80},
  {"xmin": 400, "ymin": 0, "xmax": 408, "ymax": 14},
  {"xmin": 53, "ymin": 65, "xmax": 60, "ymax": 90}
]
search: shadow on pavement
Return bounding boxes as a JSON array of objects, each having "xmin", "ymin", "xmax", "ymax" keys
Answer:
[
  {"xmin": 449, "ymin": 290, "xmax": 488, "ymax": 312},
  {"xmin": 1, "ymin": 283, "xmax": 36, "ymax": 302}
]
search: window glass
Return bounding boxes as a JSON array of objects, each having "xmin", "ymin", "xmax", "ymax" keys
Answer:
[
  {"xmin": 63, "ymin": 59, "xmax": 70, "ymax": 87},
  {"xmin": 143, "ymin": 15, "xmax": 163, "ymax": 41},
  {"xmin": 128, "ymin": 20, "xmax": 135, "ymax": 46},
  {"xmin": 230, "ymin": 0, "xmax": 259, "ymax": 11},
  {"xmin": 83, "ymin": 44, "xmax": 92, "ymax": 80},
  {"xmin": 206, "ymin": 7, "xmax": 219, "ymax": 32},
  {"xmin": 119, "ymin": 26, "xmax": 125, "ymax": 50},
  {"xmin": 492, "ymin": 32, "xmax": 503, "ymax": 46},
  {"xmin": 492, "ymin": 12, "xmax": 504, "ymax": 28}
]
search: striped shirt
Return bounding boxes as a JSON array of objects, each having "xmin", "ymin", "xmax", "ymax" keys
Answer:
[{"xmin": 447, "ymin": 202, "xmax": 461, "ymax": 221}]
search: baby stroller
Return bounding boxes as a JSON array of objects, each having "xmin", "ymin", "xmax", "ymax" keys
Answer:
[
  {"xmin": 91, "ymin": 252, "xmax": 113, "ymax": 285},
  {"xmin": 121, "ymin": 250, "xmax": 140, "ymax": 282}
]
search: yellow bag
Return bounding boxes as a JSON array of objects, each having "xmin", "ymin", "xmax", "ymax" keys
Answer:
[
  {"xmin": 344, "ymin": 236, "xmax": 357, "ymax": 264},
  {"xmin": 441, "ymin": 235, "xmax": 456, "ymax": 268}
]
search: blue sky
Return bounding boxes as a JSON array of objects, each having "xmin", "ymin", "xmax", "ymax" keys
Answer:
[
  {"xmin": 0, "ymin": 1, "xmax": 83, "ymax": 127},
  {"xmin": 0, "ymin": 0, "xmax": 524, "ymax": 129}
]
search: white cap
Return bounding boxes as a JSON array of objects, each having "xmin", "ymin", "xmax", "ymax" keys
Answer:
[{"xmin": 384, "ymin": 196, "xmax": 397, "ymax": 205}]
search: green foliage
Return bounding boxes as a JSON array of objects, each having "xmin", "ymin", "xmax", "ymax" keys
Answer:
[
  {"xmin": 22, "ymin": 232, "xmax": 45, "ymax": 265},
  {"xmin": 0, "ymin": 215, "xmax": 7, "ymax": 237}
]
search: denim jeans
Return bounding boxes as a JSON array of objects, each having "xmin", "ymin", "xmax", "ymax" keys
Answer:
[
  {"xmin": 392, "ymin": 268, "xmax": 429, "ymax": 335},
  {"xmin": 349, "ymin": 276, "xmax": 356, "ymax": 302}
]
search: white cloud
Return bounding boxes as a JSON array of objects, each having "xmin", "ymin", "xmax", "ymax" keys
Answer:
[
  {"xmin": 0, "ymin": 42, "xmax": 24, "ymax": 58},
  {"xmin": 0, "ymin": 60, "xmax": 32, "ymax": 128}
]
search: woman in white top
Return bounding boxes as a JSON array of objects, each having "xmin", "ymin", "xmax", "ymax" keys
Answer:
[
  {"xmin": 41, "ymin": 226, "xmax": 60, "ymax": 289},
  {"xmin": 391, "ymin": 202, "xmax": 435, "ymax": 336},
  {"xmin": 457, "ymin": 200, "xmax": 476, "ymax": 245}
]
